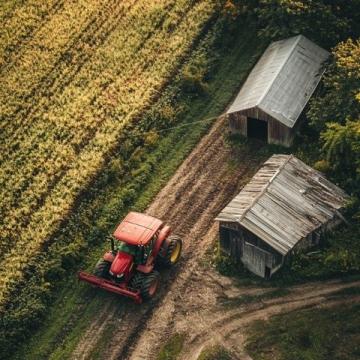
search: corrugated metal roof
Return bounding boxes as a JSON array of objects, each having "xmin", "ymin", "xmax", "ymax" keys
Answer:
[
  {"xmin": 227, "ymin": 35, "xmax": 329, "ymax": 128},
  {"xmin": 216, "ymin": 155, "xmax": 348, "ymax": 255}
]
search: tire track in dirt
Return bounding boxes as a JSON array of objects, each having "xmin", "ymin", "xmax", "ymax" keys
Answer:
[
  {"xmin": 71, "ymin": 300, "xmax": 117, "ymax": 359},
  {"xmin": 174, "ymin": 280, "xmax": 360, "ymax": 360},
  {"xmin": 71, "ymin": 116, "xmax": 265, "ymax": 359},
  {"xmin": 128, "ymin": 261, "xmax": 360, "ymax": 360},
  {"xmin": 182, "ymin": 294, "xmax": 360, "ymax": 360}
]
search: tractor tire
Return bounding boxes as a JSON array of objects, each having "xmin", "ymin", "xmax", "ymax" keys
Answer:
[
  {"xmin": 158, "ymin": 235, "xmax": 182, "ymax": 268},
  {"xmin": 94, "ymin": 258, "xmax": 111, "ymax": 278},
  {"xmin": 130, "ymin": 271, "xmax": 160, "ymax": 301}
]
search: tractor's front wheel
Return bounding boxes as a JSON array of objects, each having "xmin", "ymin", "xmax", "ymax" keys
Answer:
[
  {"xmin": 158, "ymin": 235, "xmax": 182, "ymax": 267},
  {"xmin": 94, "ymin": 258, "xmax": 111, "ymax": 278},
  {"xmin": 130, "ymin": 271, "xmax": 160, "ymax": 301}
]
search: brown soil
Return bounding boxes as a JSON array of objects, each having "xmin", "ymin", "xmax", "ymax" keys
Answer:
[{"xmin": 70, "ymin": 117, "xmax": 360, "ymax": 360}]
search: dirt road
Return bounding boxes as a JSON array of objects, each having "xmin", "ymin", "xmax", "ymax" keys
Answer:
[{"xmin": 71, "ymin": 117, "xmax": 359, "ymax": 360}]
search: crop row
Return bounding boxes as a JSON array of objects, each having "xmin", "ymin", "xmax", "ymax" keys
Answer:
[
  {"xmin": 0, "ymin": 0, "xmax": 65, "ymax": 70},
  {"xmin": 0, "ymin": 0, "xmax": 220, "ymax": 307}
]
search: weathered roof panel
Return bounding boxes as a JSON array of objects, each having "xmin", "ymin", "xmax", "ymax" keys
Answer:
[
  {"xmin": 216, "ymin": 155, "xmax": 348, "ymax": 255},
  {"xmin": 227, "ymin": 35, "xmax": 329, "ymax": 128},
  {"xmin": 215, "ymin": 154, "xmax": 289, "ymax": 223}
]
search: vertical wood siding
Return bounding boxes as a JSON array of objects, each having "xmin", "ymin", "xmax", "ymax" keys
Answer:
[
  {"xmin": 220, "ymin": 223, "xmax": 284, "ymax": 278},
  {"xmin": 228, "ymin": 110, "xmax": 294, "ymax": 147},
  {"xmin": 228, "ymin": 113, "xmax": 247, "ymax": 136},
  {"xmin": 268, "ymin": 117, "xmax": 293, "ymax": 146}
]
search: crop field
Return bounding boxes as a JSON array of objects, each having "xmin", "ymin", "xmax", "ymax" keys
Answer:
[{"xmin": 0, "ymin": 0, "xmax": 221, "ymax": 308}]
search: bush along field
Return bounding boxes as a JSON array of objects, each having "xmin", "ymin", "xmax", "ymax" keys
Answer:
[
  {"xmin": 1, "ymin": 4, "xmax": 265, "ymax": 358},
  {"xmin": 215, "ymin": 0, "xmax": 360, "ymax": 284}
]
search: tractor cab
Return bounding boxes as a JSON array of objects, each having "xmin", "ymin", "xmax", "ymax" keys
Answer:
[
  {"xmin": 114, "ymin": 240, "xmax": 151, "ymax": 265},
  {"xmin": 112, "ymin": 212, "xmax": 164, "ymax": 264},
  {"xmin": 113, "ymin": 212, "xmax": 164, "ymax": 246}
]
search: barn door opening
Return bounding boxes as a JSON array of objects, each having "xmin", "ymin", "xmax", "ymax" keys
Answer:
[
  {"xmin": 265, "ymin": 266, "xmax": 271, "ymax": 279},
  {"xmin": 219, "ymin": 227, "xmax": 230, "ymax": 254},
  {"xmin": 247, "ymin": 117, "xmax": 268, "ymax": 142}
]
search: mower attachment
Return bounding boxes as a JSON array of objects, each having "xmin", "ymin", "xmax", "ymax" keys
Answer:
[{"xmin": 78, "ymin": 271, "xmax": 142, "ymax": 304}]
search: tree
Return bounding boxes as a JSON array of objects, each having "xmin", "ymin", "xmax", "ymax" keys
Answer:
[
  {"xmin": 305, "ymin": 37, "xmax": 360, "ymax": 203},
  {"xmin": 308, "ymin": 38, "xmax": 360, "ymax": 132},
  {"xmin": 321, "ymin": 120, "xmax": 360, "ymax": 195}
]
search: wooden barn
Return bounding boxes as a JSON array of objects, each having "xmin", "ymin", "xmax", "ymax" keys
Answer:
[
  {"xmin": 216, "ymin": 154, "xmax": 348, "ymax": 279},
  {"xmin": 227, "ymin": 35, "xmax": 329, "ymax": 147}
]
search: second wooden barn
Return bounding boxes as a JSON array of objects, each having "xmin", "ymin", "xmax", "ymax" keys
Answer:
[
  {"xmin": 216, "ymin": 154, "xmax": 348, "ymax": 279},
  {"xmin": 227, "ymin": 35, "xmax": 329, "ymax": 147}
]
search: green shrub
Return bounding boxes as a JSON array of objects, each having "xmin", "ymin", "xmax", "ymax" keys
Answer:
[
  {"xmin": 197, "ymin": 345, "xmax": 232, "ymax": 360},
  {"xmin": 156, "ymin": 333, "xmax": 186, "ymax": 360}
]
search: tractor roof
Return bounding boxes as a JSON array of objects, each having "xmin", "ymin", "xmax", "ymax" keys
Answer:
[{"xmin": 113, "ymin": 212, "xmax": 163, "ymax": 246}]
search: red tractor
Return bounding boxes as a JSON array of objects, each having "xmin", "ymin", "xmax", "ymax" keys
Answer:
[{"xmin": 78, "ymin": 212, "xmax": 182, "ymax": 303}]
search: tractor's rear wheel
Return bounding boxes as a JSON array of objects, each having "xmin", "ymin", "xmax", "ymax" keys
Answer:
[
  {"xmin": 130, "ymin": 271, "xmax": 160, "ymax": 301},
  {"xmin": 94, "ymin": 258, "xmax": 111, "ymax": 278},
  {"xmin": 158, "ymin": 235, "xmax": 182, "ymax": 267}
]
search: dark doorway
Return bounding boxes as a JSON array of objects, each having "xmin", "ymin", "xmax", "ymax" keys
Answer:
[
  {"xmin": 265, "ymin": 266, "xmax": 271, "ymax": 279},
  {"xmin": 247, "ymin": 117, "xmax": 268, "ymax": 142},
  {"xmin": 219, "ymin": 227, "xmax": 230, "ymax": 254}
]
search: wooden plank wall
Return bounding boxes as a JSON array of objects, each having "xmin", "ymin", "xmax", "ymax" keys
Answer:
[
  {"xmin": 219, "ymin": 224, "xmax": 243, "ymax": 262},
  {"xmin": 268, "ymin": 117, "xmax": 293, "ymax": 147},
  {"xmin": 220, "ymin": 223, "xmax": 284, "ymax": 278},
  {"xmin": 228, "ymin": 113, "xmax": 247, "ymax": 136},
  {"xmin": 228, "ymin": 109, "xmax": 295, "ymax": 147},
  {"xmin": 242, "ymin": 242, "xmax": 267, "ymax": 277}
]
